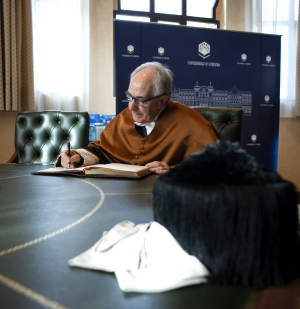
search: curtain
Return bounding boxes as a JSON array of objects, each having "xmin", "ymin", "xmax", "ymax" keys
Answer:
[
  {"xmin": 245, "ymin": 0, "xmax": 299, "ymax": 117},
  {"xmin": 31, "ymin": 0, "xmax": 89, "ymax": 111},
  {"xmin": 0, "ymin": 0, "xmax": 35, "ymax": 112}
]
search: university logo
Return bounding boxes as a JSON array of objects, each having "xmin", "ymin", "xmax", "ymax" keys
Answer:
[
  {"xmin": 241, "ymin": 54, "xmax": 247, "ymax": 62},
  {"xmin": 127, "ymin": 45, "xmax": 134, "ymax": 54},
  {"xmin": 264, "ymin": 95, "xmax": 270, "ymax": 103},
  {"xmin": 266, "ymin": 55, "xmax": 271, "ymax": 63},
  {"xmin": 158, "ymin": 47, "xmax": 164, "ymax": 56},
  {"xmin": 198, "ymin": 42, "xmax": 210, "ymax": 59},
  {"xmin": 251, "ymin": 134, "xmax": 257, "ymax": 142}
]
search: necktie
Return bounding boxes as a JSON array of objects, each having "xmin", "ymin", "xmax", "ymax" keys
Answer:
[{"xmin": 135, "ymin": 124, "xmax": 147, "ymax": 137}]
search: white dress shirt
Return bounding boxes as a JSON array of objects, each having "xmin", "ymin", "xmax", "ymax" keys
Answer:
[{"xmin": 134, "ymin": 103, "xmax": 168, "ymax": 136}]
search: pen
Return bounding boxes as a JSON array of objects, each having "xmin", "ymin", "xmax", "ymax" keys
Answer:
[{"xmin": 67, "ymin": 141, "xmax": 70, "ymax": 169}]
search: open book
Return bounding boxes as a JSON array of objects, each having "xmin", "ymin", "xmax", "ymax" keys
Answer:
[{"xmin": 32, "ymin": 163, "xmax": 152, "ymax": 179}]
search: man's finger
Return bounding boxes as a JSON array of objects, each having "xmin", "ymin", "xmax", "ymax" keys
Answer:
[{"xmin": 146, "ymin": 161, "xmax": 163, "ymax": 168}]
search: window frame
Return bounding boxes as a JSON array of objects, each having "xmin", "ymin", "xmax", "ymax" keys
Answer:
[{"xmin": 114, "ymin": 0, "xmax": 220, "ymax": 28}]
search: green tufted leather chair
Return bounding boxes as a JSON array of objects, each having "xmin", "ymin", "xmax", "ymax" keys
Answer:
[
  {"xmin": 193, "ymin": 107, "xmax": 244, "ymax": 145},
  {"xmin": 8, "ymin": 111, "xmax": 90, "ymax": 165}
]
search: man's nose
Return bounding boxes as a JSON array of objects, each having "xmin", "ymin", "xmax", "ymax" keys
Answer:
[{"xmin": 128, "ymin": 100, "xmax": 138, "ymax": 110}]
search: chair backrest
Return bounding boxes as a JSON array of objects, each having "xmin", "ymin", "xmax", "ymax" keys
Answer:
[
  {"xmin": 193, "ymin": 107, "xmax": 244, "ymax": 145},
  {"xmin": 14, "ymin": 111, "xmax": 90, "ymax": 164}
]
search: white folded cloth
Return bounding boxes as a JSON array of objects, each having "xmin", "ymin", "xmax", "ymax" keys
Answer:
[{"xmin": 68, "ymin": 220, "xmax": 209, "ymax": 293}]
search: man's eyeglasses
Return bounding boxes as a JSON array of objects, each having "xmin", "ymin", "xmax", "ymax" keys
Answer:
[{"xmin": 125, "ymin": 91, "xmax": 166, "ymax": 107}]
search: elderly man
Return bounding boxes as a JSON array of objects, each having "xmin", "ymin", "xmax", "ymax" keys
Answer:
[{"xmin": 58, "ymin": 62, "xmax": 218, "ymax": 174}]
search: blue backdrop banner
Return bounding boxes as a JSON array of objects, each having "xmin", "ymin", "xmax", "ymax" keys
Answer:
[{"xmin": 114, "ymin": 20, "xmax": 281, "ymax": 171}]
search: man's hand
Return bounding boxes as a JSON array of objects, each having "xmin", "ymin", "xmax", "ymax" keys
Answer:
[
  {"xmin": 61, "ymin": 150, "xmax": 81, "ymax": 169},
  {"xmin": 145, "ymin": 161, "xmax": 170, "ymax": 174}
]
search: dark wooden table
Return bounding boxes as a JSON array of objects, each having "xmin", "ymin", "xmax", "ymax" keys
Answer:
[{"xmin": 0, "ymin": 164, "xmax": 299, "ymax": 309}]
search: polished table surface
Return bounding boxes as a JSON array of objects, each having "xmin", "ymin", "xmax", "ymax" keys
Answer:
[{"xmin": 0, "ymin": 164, "xmax": 300, "ymax": 309}]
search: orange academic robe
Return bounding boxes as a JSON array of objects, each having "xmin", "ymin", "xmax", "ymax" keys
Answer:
[{"xmin": 87, "ymin": 100, "xmax": 218, "ymax": 166}]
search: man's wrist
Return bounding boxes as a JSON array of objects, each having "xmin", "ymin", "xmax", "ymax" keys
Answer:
[
  {"xmin": 74, "ymin": 149, "xmax": 101, "ymax": 166},
  {"xmin": 75, "ymin": 155, "xmax": 84, "ymax": 167}
]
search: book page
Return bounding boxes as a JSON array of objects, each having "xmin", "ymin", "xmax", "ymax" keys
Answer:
[
  {"xmin": 37, "ymin": 166, "xmax": 84, "ymax": 173},
  {"xmin": 84, "ymin": 163, "xmax": 148, "ymax": 172}
]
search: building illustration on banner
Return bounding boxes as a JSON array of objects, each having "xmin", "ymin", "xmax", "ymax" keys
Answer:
[{"xmin": 171, "ymin": 82, "xmax": 252, "ymax": 115}]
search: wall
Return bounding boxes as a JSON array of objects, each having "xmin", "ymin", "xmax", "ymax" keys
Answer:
[
  {"xmin": 278, "ymin": 118, "xmax": 300, "ymax": 188},
  {"xmin": 216, "ymin": 0, "xmax": 225, "ymax": 29},
  {"xmin": 0, "ymin": 112, "xmax": 18, "ymax": 163},
  {"xmin": 217, "ymin": 0, "xmax": 245, "ymax": 31},
  {"xmin": 226, "ymin": 0, "xmax": 245, "ymax": 31},
  {"xmin": 89, "ymin": 0, "xmax": 115, "ymax": 115}
]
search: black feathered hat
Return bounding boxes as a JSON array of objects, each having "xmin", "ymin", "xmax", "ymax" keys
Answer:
[{"xmin": 153, "ymin": 141, "xmax": 300, "ymax": 287}]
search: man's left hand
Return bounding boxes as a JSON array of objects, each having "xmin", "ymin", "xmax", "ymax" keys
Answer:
[{"xmin": 145, "ymin": 161, "xmax": 170, "ymax": 174}]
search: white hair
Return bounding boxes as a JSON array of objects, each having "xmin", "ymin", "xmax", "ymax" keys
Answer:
[{"xmin": 130, "ymin": 62, "xmax": 173, "ymax": 99}]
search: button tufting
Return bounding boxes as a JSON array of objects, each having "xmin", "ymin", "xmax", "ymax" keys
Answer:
[{"xmin": 135, "ymin": 155, "xmax": 139, "ymax": 159}]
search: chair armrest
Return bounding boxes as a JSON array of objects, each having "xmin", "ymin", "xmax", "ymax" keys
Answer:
[{"xmin": 7, "ymin": 152, "xmax": 18, "ymax": 163}]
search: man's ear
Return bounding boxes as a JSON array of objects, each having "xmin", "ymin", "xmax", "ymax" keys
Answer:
[{"xmin": 159, "ymin": 95, "xmax": 169, "ymax": 109}]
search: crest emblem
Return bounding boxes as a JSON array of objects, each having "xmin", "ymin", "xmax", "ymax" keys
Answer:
[
  {"xmin": 198, "ymin": 42, "xmax": 210, "ymax": 59},
  {"xmin": 251, "ymin": 134, "xmax": 257, "ymax": 142},
  {"xmin": 127, "ymin": 45, "xmax": 134, "ymax": 54},
  {"xmin": 158, "ymin": 47, "xmax": 164, "ymax": 56},
  {"xmin": 264, "ymin": 95, "xmax": 270, "ymax": 103},
  {"xmin": 266, "ymin": 55, "xmax": 271, "ymax": 63},
  {"xmin": 241, "ymin": 54, "xmax": 247, "ymax": 62}
]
